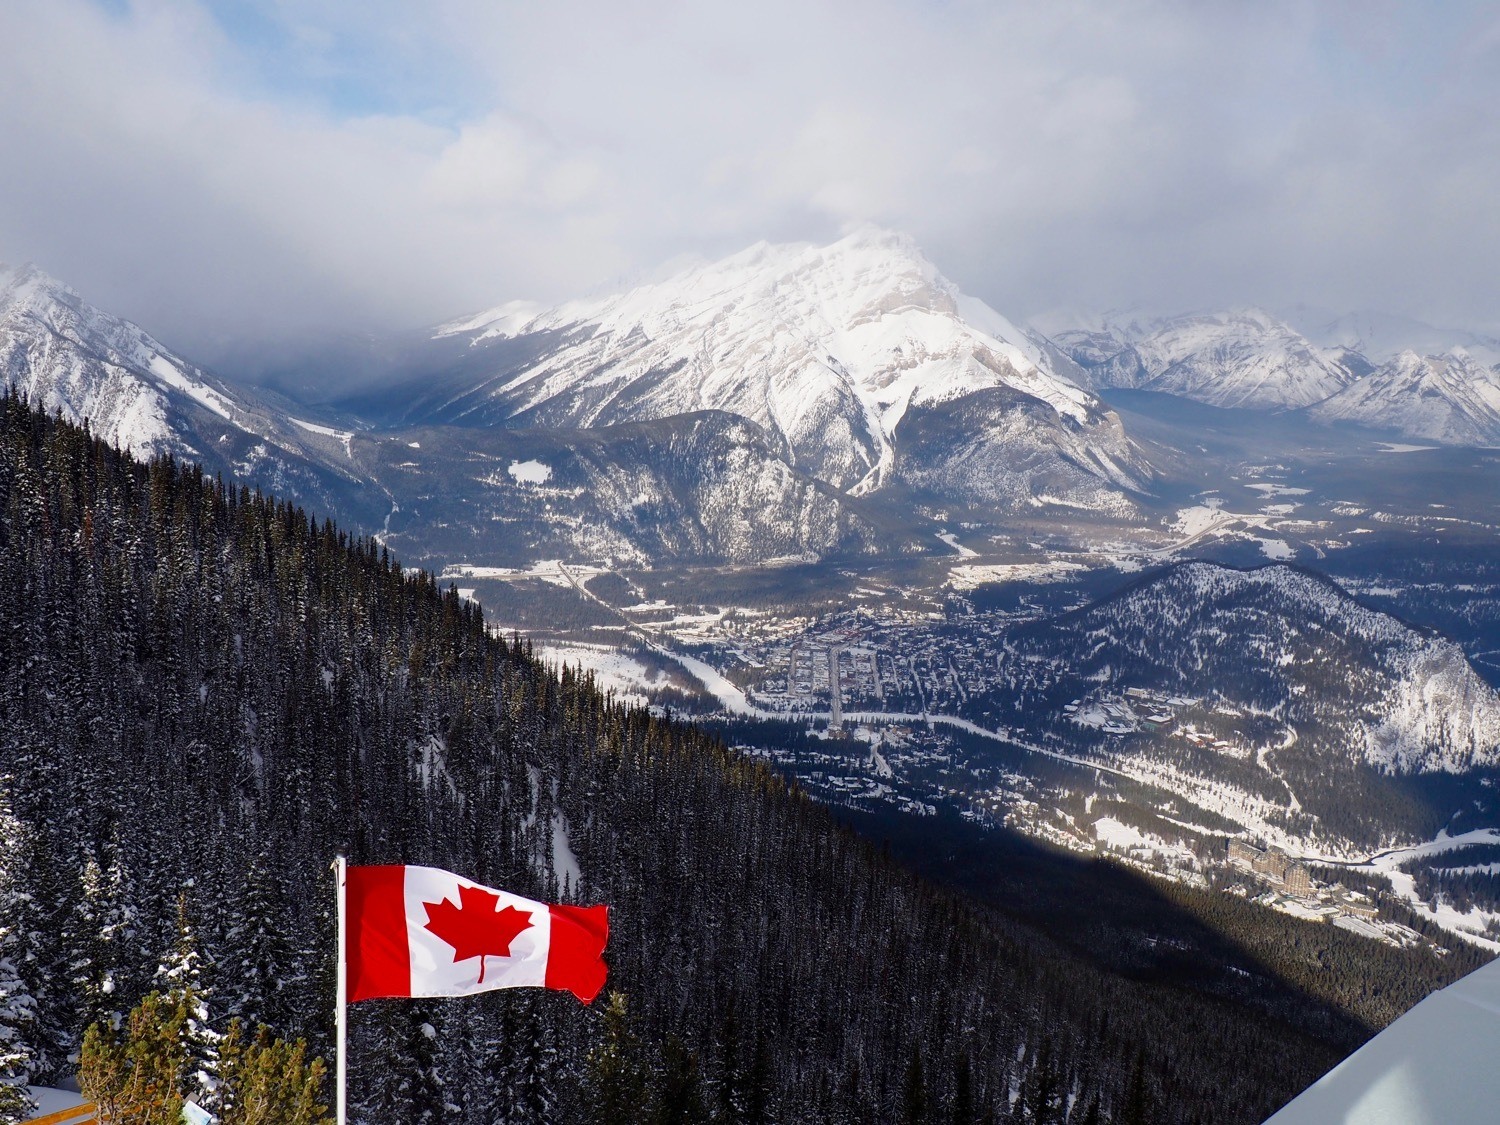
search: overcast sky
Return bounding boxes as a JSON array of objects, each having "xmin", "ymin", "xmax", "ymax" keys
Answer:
[{"xmin": 2, "ymin": 0, "xmax": 1498, "ymax": 378}]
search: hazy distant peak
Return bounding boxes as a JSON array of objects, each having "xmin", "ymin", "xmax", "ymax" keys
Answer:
[
  {"xmin": 1045, "ymin": 303, "xmax": 1353, "ymax": 410},
  {"xmin": 442, "ymin": 226, "xmax": 953, "ymax": 346},
  {"xmin": 0, "ymin": 261, "xmax": 80, "ymax": 308}
]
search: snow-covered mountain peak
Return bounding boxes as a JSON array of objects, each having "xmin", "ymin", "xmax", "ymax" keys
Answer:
[
  {"xmin": 449, "ymin": 226, "xmax": 962, "ymax": 348},
  {"xmin": 1311, "ymin": 348, "xmax": 1500, "ymax": 445},
  {"xmin": 0, "ymin": 262, "xmax": 87, "ymax": 321},
  {"xmin": 1285, "ymin": 307, "xmax": 1500, "ymax": 369},
  {"xmin": 431, "ymin": 230, "xmax": 1116, "ymax": 495},
  {"xmin": 0, "ymin": 262, "xmax": 293, "ymax": 458},
  {"xmin": 1048, "ymin": 305, "xmax": 1356, "ymax": 410}
]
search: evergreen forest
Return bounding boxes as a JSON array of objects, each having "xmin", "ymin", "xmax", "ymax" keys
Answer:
[{"xmin": 0, "ymin": 395, "xmax": 1451, "ymax": 1122}]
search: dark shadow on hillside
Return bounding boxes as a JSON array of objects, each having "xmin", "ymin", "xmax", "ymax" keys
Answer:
[{"xmin": 826, "ymin": 801, "xmax": 1491, "ymax": 1117}]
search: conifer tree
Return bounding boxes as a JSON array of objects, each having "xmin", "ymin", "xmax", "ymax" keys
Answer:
[
  {"xmin": 0, "ymin": 786, "xmax": 37, "ymax": 1124},
  {"xmin": 220, "ymin": 852, "xmax": 299, "ymax": 1032},
  {"xmin": 396, "ymin": 1013, "xmax": 445, "ymax": 1125},
  {"xmin": 216, "ymin": 1019, "xmax": 331, "ymax": 1125},
  {"xmin": 586, "ymin": 992, "xmax": 648, "ymax": 1125},
  {"xmin": 950, "ymin": 1051, "xmax": 973, "ymax": 1125},
  {"xmin": 1018, "ymin": 1038, "xmax": 1063, "ymax": 1125},
  {"xmin": 742, "ymin": 1030, "xmax": 771, "ymax": 1125},
  {"xmin": 716, "ymin": 1001, "xmax": 743, "ymax": 1122},
  {"xmin": 154, "ymin": 895, "xmax": 219, "ymax": 1110},
  {"xmin": 1122, "ymin": 1050, "xmax": 1151, "ymax": 1125},
  {"xmin": 80, "ymin": 991, "xmax": 190, "ymax": 1125},
  {"xmin": 0, "ymin": 961, "xmax": 35, "ymax": 1125},
  {"xmin": 901, "ymin": 1050, "xmax": 929, "ymax": 1125},
  {"xmin": 507, "ymin": 999, "xmax": 557, "ymax": 1124},
  {"xmin": 655, "ymin": 1036, "xmax": 708, "ymax": 1125}
]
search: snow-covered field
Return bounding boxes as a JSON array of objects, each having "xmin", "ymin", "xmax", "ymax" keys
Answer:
[
  {"xmin": 1347, "ymin": 829, "xmax": 1500, "ymax": 953},
  {"xmin": 947, "ymin": 559, "xmax": 1086, "ymax": 590},
  {"xmin": 507, "ymin": 459, "xmax": 553, "ymax": 484},
  {"xmin": 535, "ymin": 642, "xmax": 663, "ymax": 708},
  {"xmin": 1170, "ymin": 502, "xmax": 1227, "ymax": 538},
  {"xmin": 442, "ymin": 559, "xmax": 606, "ymax": 586},
  {"xmin": 1253, "ymin": 537, "xmax": 1296, "ymax": 560},
  {"xmin": 936, "ymin": 530, "xmax": 979, "ymax": 558}
]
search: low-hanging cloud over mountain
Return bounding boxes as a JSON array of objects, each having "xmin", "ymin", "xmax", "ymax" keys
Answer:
[{"xmin": 2, "ymin": 0, "xmax": 1498, "ymax": 386}]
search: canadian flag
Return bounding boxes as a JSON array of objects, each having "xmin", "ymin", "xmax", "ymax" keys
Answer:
[{"xmin": 345, "ymin": 865, "xmax": 609, "ymax": 1004}]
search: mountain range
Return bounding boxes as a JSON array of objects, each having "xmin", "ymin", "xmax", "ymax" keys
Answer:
[
  {"xmin": 384, "ymin": 228, "xmax": 1151, "ymax": 511},
  {"xmin": 4, "ymin": 229, "xmax": 1500, "ymax": 1120},
  {"xmin": 1047, "ymin": 305, "xmax": 1500, "ymax": 445},
  {"xmin": 10, "ymin": 231, "xmax": 1500, "ymax": 574},
  {"xmin": 0, "ymin": 261, "xmax": 370, "ymax": 517},
  {"xmin": 1048, "ymin": 308, "xmax": 1356, "ymax": 410},
  {"xmin": 1308, "ymin": 349, "xmax": 1500, "ymax": 445}
]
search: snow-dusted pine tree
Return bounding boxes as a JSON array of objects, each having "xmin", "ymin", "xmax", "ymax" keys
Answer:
[
  {"xmin": 154, "ymin": 894, "xmax": 221, "ymax": 1110},
  {"xmin": 219, "ymin": 849, "xmax": 300, "ymax": 1034},
  {"xmin": 0, "ymin": 942, "xmax": 37, "ymax": 1124},
  {"xmin": 0, "ymin": 782, "xmax": 38, "ymax": 1124}
]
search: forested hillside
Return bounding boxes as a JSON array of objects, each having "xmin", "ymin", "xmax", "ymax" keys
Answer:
[{"xmin": 0, "ymin": 395, "xmax": 1359, "ymax": 1122}]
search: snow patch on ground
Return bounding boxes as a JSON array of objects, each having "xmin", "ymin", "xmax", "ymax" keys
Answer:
[
  {"xmin": 28, "ymin": 1086, "xmax": 87, "ymax": 1116},
  {"xmin": 289, "ymin": 416, "xmax": 354, "ymax": 458},
  {"xmin": 1347, "ymin": 829, "xmax": 1500, "ymax": 953},
  {"xmin": 552, "ymin": 814, "xmax": 582, "ymax": 892},
  {"xmin": 1170, "ymin": 501, "xmax": 1226, "ymax": 537},
  {"xmin": 148, "ymin": 354, "xmax": 233, "ymax": 420},
  {"xmin": 1254, "ymin": 537, "xmax": 1296, "ymax": 560},
  {"xmin": 536, "ymin": 642, "xmax": 660, "ymax": 707},
  {"xmin": 936, "ymin": 530, "xmax": 978, "ymax": 558},
  {"xmin": 1246, "ymin": 483, "xmax": 1310, "ymax": 497},
  {"xmin": 947, "ymin": 560, "xmax": 1086, "ymax": 590},
  {"xmin": 507, "ymin": 459, "xmax": 553, "ymax": 484},
  {"xmin": 1092, "ymin": 818, "xmax": 1198, "ymax": 867},
  {"xmin": 1093, "ymin": 817, "xmax": 1152, "ymax": 850}
]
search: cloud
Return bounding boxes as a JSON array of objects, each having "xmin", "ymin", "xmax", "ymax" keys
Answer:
[{"xmin": 0, "ymin": 0, "xmax": 1497, "ymax": 386}]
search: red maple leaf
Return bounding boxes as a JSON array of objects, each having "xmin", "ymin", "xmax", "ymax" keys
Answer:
[{"xmin": 422, "ymin": 884, "xmax": 534, "ymax": 983}]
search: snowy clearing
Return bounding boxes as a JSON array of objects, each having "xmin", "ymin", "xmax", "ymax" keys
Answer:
[
  {"xmin": 1254, "ymin": 537, "xmax": 1296, "ymax": 560},
  {"xmin": 148, "ymin": 354, "xmax": 233, "ymax": 421},
  {"xmin": 536, "ymin": 642, "xmax": 662, "ymax": 707},
  {"xmin": 507, "ymin": 459, "xmax": 553, "ymax": 484},
  {"xmin": 936, "ymin": 530, "xmax": 979, "ymax": 558},
  {"xmin": 1170, "ymin": 502, "xmax": 1227, "ymax": 537},
  {"xmin": 947, "ymin": 560, "xmax": 1086, "ymax": 590},
  {"xmin": 1344, "ymin": 828, "xmax": 1500, "ymax": 953},
  {"xmin": 1246, "ymin": 483, "xmax": 1311, "ymax": 497},
  {"xmin": 289, "ymin": 416, "xmax": 355, "ymax": 458}
]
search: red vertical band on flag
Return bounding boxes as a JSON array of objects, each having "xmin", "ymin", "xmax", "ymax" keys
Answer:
[
  {"xmin": 347, "ymin": 864, "xmax": 412, "ymax": 1002},
  {"xmin": 545, "ymin": 904, "xmax": 609, "ymax": 1004}
]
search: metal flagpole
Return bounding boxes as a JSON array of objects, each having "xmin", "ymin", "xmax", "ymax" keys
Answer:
[{"xmin": 334, "ymin": 854, "xmax": 348, "ymax": 1125}]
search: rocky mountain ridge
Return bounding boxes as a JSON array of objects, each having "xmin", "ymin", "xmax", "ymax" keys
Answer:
[
  {"xmin": 419, "ymin": 228, "xmax": 1151, "ymax": 507},
  {"xmin": 1309, "ymin": 349, "xmax": 1500, "ymax": 446},
  {"xmin": 0, "ymin": 260, "xmax": 371, "ymax": 514},
  {"xmin": 1046, "ymin": 305, "xmax": 1500, "ymax": 446},
  {"xmin": 1047, "ymin": 308, "xmax": 1356, "ymax": 409}
]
